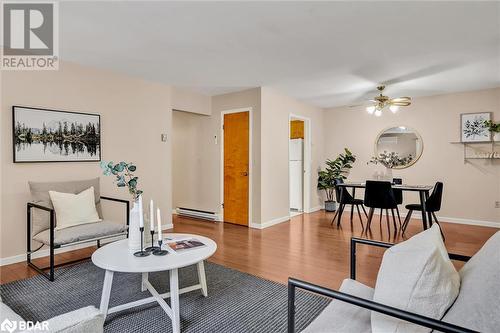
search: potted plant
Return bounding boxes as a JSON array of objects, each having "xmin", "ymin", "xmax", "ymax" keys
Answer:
[
  {"xmin": 484, "ymin": 120, "xmax": 500, "ymax": 141},
  {"xmin": 318, "ymin": 148, "xmax": 356, "ymax": 212},
  {"xmin": 317, "ymin": 170, "xmax": 335, "ymax": 211},
  {"xmin": 100, "ymin": 161, "xmax": 143, "ymax": 252}
]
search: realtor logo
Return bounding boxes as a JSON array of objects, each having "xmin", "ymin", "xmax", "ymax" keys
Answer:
[{"xmin": 1, "ymin": 1, "xmax": 59, "ymax": 70}]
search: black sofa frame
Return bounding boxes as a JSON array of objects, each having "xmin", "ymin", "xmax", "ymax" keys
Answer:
[
  {"xmin": 288, "ymin": 237, "xmax": 477, "ymax": 333},
  {"xmin": 27, "ymin": 196, "xmax": 129, "ymax": 281}
]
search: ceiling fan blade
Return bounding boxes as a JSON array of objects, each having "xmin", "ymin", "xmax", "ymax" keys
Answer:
[
  {"xmin": 390, "ymin": 101, "xmax": 411, "ymax": 106},
  {"xmin": 391, "ymin": 97, "xmax": 412, "ymax": 101}
]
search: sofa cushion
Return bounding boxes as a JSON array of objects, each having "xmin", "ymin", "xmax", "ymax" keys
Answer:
[
  {"xmin": 372, "ymin": 224, "xmax": 460, "ymax": 333},
  {"xmin": 302, "ymin": 279, "xmax": 374, "ymax": 333},
  {"xmin": 29, "ymin": 178, "xmax": 102, "ymax": 234},
  {"xmin": 442, "ymin": 231, "xmax": 500, "ymax": 332},
  {"xmin": 33, "ymin": 220, "xmax": 127, "ymax": 247}
]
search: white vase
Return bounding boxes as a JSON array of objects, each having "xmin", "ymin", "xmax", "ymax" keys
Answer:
[
  {"xmin": 128, "ymin": 198, "xmax": 143, "ymax": 252},
  {"xmin": 383, "ymin": 167, "xmax": 393, "ymax": 181},
  {"xmin": 493, "ymin": 132, "xmax": 500, "ymax": 142}
]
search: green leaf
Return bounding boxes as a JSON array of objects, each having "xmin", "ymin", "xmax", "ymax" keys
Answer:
[
  {"xmin": 114, "ymin": 163, "xmax": 125, "ymax": 172},
  {"xmin": 127, "ymin": 165, "xmax": 137, "ymax": 172},
  {"xmin": 128, "ymin": 178, "xmax": 137, "ymax": 187}
]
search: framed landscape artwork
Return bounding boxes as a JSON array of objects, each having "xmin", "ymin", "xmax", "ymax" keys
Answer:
[
  {"xmin": 460, "ymin": 112, "xmax": 491, "ymax": 143},
  {"xmin": 13, "ymin": 106, "xmax": 101, "ymax": 163}
]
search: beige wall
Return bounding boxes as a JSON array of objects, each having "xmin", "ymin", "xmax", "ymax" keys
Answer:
[
  {"xmin": 260, "ymin": 87, "xmax": 324, "ymax": 223},
  {"xmin": 1, "ymin": 62, "xmax": 173, "ymax": 259},
  {"xmin": 172, "ymin": 110, "xmax": 218, "ymax": 212},
  {"xmin": 210, "ymin": 88, "xmax": 262, "ymax": 224},
  {"xmin": 171, "ymin": 88, "xmax": 262, "ymax": 223},
  {"xmin": 171, "ymin": 87, "xmax": 326, "ymax": 225},
  {"xmin": 324, "ymin": 88, "xmax": 500, "ymax": 224},
  {"xmin": 171, "ymin": 86, "xmax": 211, "ymax": 115}
]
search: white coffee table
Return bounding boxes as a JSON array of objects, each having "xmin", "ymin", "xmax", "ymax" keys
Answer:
[{"xmin": 91, "ymin": 233, "xmax": 217, "ymax": 333}]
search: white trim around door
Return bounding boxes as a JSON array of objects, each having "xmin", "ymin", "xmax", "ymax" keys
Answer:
[{"xmin": 220, "ymin": 107, "xmax": 253, "ymax": 226}]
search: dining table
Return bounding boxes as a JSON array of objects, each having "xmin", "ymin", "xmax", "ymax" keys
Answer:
[{"xmin": 335, "ymin": 182, "xmax": 435, "ymax": 229}]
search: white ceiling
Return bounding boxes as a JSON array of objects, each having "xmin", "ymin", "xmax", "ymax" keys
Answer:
[{"xmin": 58, "ymin": 1, "xmax": 500, "ymax": 108}]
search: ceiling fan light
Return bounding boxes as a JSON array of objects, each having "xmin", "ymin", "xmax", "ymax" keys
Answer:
[
  {"xmin": 374, "ymin": 110, "xmax": 382, "ymax": 117},
  {"xmin": 366, "ymin": 106, "xmax": 376, "ymax": 114},
  {"xmin": 389, "ymin": 105, "xmax": 399, "ymax": 113}
]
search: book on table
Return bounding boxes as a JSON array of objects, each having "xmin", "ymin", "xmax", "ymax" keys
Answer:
[{"xmin": 166, "ymin": 238, "xmax": 206, "ymax": 253}]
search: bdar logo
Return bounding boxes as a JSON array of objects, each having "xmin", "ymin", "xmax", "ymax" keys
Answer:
[{"xmin": 0, "ymin": 319, "xmax": 17, "ymax": 333}]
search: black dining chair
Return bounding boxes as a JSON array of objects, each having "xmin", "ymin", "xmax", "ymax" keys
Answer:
[
  {"xmin": 392, "ymin": 178, "xmax": 403, "ymax": 227},
  {"xmin": 402, "ymin": 182, "xmax": 444, "ymax": 236},
  {"xmin": 331, "ymin": 179, "xmax": 368, "ymax": 228},
  {"xmin": 364, "ymin": 181, "xmax": 399, "ymax": 231}
]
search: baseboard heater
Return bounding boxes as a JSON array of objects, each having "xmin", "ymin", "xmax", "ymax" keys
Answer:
[{"xmin": 176, "ymin": 207, "xmax": 218, "ymax": 222}]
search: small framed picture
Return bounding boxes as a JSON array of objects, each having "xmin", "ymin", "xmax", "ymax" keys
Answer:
[
  {"xmin": 13, "ymin": 106, "xmax": 101, "ymax": 163},
  {"xmin": 461, "ymin": 112, "xmax": 491, "ymax": 142}
]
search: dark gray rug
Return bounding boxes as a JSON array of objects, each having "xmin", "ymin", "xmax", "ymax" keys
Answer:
[{"xmin": 0, "ymin": 261, "xmax": 329, "ymax": 332}]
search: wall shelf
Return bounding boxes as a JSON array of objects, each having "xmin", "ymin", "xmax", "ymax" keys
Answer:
[{"xmin": 449, "ymin": 141, "xmax": 500, "ymax": 163}]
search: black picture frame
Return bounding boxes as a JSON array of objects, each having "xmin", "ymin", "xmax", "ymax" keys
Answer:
[{"xmin": 12, "ymin": 106, "xmax": 101, "ymax": 163}]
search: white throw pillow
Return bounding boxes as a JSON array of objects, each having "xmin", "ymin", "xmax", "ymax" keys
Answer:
[
  {"xmin": 371, "ymin": 224, "xmax": 460, "ymax": 333},
  {"xmin": 49, "ymin": 186, "xmax": 102, "ymax": 230}
]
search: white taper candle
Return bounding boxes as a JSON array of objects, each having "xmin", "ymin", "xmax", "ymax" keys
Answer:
[
  {"xmin": 149, "ymin": 199, "xmax": 155, "ymax": 231},
  {"xmin": 138, "ymin": 195, "xmax": 144, "ymax": 228},
  {"xmin": 156, "ymin": 208, "xmax": 162, "ymax": 243}
]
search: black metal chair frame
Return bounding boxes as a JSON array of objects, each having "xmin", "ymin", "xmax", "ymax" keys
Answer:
[
  {"xmin": 331, "ymin": 186, "xmax": 368, "ymax": 228},
  {"xmin": 288, "ymin": 237, "xmax": 475, "ymax": 333},
  {"xmin": 27, "ymin": 196, "xmax": 129, "ymax": 281}
]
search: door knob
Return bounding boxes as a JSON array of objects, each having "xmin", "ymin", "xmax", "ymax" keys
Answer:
[{"xmin": 241, "ymin": 172, "xmax": 249, "ymax": 176}]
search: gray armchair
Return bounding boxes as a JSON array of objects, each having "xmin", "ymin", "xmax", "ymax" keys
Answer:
[
  {"xmin": 27, "ymin": 178, "xmax": 129, "ymax": 281},
  {"xmin": 289, "ymin": 232, "xmax": 500, "ymax": 333}
]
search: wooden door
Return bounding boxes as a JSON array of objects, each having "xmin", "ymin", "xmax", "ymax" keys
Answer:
[{"xmin": 223, "ymin": 111, "xmax": 249, "ymax": 226}]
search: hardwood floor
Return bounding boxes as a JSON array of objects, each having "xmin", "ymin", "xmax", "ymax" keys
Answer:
[{"xmin": 1, "ymin": 210, "xmax": 497, "ymax": 290}]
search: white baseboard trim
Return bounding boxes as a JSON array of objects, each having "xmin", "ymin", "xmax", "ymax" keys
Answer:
[
  {"xmin": 250, "ymin": 215, "xmax": 290, "ymax": 229},
  {"xmin": 308, "ymin": 205, "xmax": 323, "ymax": 213},
  {"xmin": 435, "ymin": 217, "xmax": 499, "ymax": 228},
  {"xmin": 334, "ymin": 205, "xmax": 499, "ymax": 228}
]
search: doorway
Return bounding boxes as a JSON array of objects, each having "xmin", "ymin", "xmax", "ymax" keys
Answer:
[
  {"xmin": 221, "ymin": 109, "xmax": 252, "ymax": 226},
  {"xmin": 289, "ymin": 115, "xmax": 311, "ymax": 216}
]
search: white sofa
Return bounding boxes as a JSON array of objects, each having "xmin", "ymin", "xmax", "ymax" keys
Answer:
[
  {"xmin": 294, "ymin": 230, "xmax": 500, "ymax": 333},
  {"xmin": 0, "ymin": 299, "xmax": 104, "ymax": 333}
]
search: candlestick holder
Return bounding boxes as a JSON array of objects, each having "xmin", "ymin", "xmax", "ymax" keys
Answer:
[
  {"xmin": 152, "ymin": 239, "xmax": 168, "ymax": 256},
  {"xmin": 144, "ymin": 230, "xmax": 160, "ymax": 252},
  {"xmin": 133, "ymin": 227, "xmax": 151, "ymax": 257}
]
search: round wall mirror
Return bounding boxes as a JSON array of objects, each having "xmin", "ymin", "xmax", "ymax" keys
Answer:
[{"xmin": 374, "ymin": 126, "xmax": 423, "ymax": 169}]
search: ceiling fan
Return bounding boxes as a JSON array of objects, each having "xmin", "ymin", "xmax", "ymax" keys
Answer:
[{"xmin": 363, "ymin": 85, "xmax": 411, "ymax": 116}]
